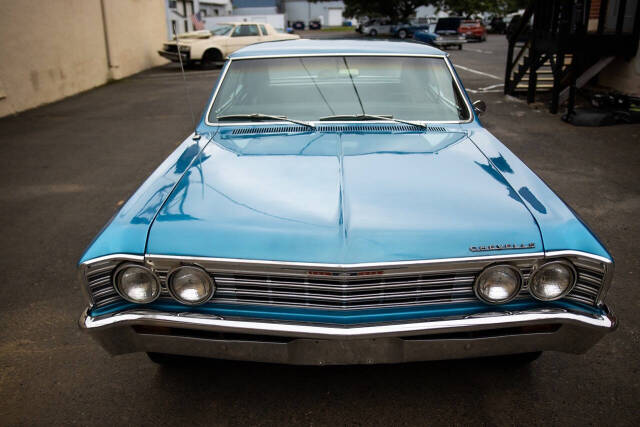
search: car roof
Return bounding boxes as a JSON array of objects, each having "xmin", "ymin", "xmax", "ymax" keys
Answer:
[{"xmin": 229, "ymin": 39, "xmax": 446, "ymax": 59}]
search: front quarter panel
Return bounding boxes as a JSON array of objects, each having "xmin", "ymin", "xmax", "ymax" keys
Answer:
[
  {"xmin": 468, "ymin": 128, "xmax": 611, "ymax": 260},
  {"xmin": 79, "ymin": 133, "xmax": 212, "ymax": 264}
]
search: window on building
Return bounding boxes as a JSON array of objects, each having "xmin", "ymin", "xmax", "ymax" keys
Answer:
[
  {"xmin": 184, "ymin": 19, "xmax": 189, "ymax": 32},
  {"xmin": 169, "ymin": 1, "xmax": 177, "ymax": 9},
  {"xmin": 622, "ymin": 0, "xmax": 637, "ymax": 33},
  {"xmin": 171, "ymin": 20, "xmax": 177, "ymax": 35}
]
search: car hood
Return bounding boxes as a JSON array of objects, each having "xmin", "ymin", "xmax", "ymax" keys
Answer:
[{"xmin": 146, "ymin": 130, "xmax": 543, "ymax": 263}]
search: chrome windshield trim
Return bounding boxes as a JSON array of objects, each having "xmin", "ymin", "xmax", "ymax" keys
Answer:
[
  {"xmin": 81, "ymin": 306, "xmax": 616, "ymax": 340},
  {"xmin": 229, "ymin": 53, "xmax": 447, "ymax": 60},
  {"xmin": 204, "ymin": 54, "xmax": 474, "ymax": 127}
]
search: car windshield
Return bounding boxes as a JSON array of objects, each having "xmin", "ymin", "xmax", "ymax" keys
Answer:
[
  {"xmin": 211, "ymin": 25, "xmax": 233, "ymax": 36},
  {"xmin": 208, "ymin": 56, "xmax": 470, "ymax": 123}
]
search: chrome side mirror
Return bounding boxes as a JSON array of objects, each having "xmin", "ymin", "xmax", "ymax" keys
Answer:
[{"xmin": 473, "ymin": 100, "xmax": 487, "ymax": 115}]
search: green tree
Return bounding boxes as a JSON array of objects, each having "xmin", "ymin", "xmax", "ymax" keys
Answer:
[
  {"xmin": 432, "ymin": 0, "xmax": 530, "ymax": 16},
  {"xmin": 339, "ymin": 0, "xmax": 529, "ymax": 21},
  {"xmin": 341, "ymin": 1, "xmax": 434, "ymax": 23}
]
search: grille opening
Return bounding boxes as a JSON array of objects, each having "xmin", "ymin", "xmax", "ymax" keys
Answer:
[
  {"xmin": 132, "ymin": 325, "xmax": 294, "ymax": 343},
  {"xmin": 402, "ymin": 324, "xmax": 561, "ymax": 341},
  {"xmin": 212, "ymin": 271, "xmax": 479, "ymax": 309}
]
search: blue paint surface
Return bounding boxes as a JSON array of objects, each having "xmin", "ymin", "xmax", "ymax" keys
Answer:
[
  {"xmin": 145, "ymin": 130, "xmax": 543, "ymax": 263},
  {"xmin": 79, "ymin": 133, "xmax": 214, "ymax": 263},
  {"xmin": 81, "ymin": 41, "xmax": 612, "ymax": 323}
]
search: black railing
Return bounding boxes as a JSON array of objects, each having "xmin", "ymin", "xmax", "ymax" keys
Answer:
[{"xmin": 504, "ymin": 0, "xmax": 640, "ymax": 114}]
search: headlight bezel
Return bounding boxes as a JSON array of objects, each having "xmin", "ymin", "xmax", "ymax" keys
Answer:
[
  {"xmin": 528, "ymin": 260, "xmax": 577, "ymax": 301},
  {"xmin": 167, "ymin": 265, "xmax": 215, "ymax": 306},
  {"xmin": 113, "ymin": 263, "xmax": 161, "ymax": 304},
  {"xmin": 474, "ymin": 264, "xmax": 523, "ymax": 305}
]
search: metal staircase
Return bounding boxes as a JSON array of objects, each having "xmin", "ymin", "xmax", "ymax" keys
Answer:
[
  {"xmin": 504, "ymin": 0, "xmax": 640, "ymax": 114},
  {"xmin": 510, "ymin": 46, "xmax": 572, "ymax": 92}
]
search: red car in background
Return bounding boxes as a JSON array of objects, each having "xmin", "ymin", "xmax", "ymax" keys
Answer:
[{"xmin": 459, "ymin": 20, "xmax": 487, "ymax": 41}]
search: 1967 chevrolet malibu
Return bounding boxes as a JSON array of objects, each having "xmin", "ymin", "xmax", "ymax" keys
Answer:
[{"xmin": 79, "ymin": 40, "xmax": 616, "ymax": 365}]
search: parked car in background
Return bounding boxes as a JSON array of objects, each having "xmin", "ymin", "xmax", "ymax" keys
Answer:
[
  {"xmin": 459, "ymin": 20, "xmax": 487, "ymax": 41},
  {"xmin": 393, "ymin": 23, "xmax": 431, "ymax": 39},
  {"xmin": 292, "ymin": 21, "xmax": 305, "ymax": 30},
  {"xmin": 158, "ymin": 23, "xmax": 299, "ymax": 67},
  {"xmin": 309, "ymin": 20, "xmax": 322, "ymax": 30},
  {"xmin": 414, "ymin": 17, "xmax": 466, "ymax": 50},
  {"xmin": 361, "ymin": 18, "xmax": 394, "ymax": 36},
  {"xmin": 506, "ymin": 14, "xmax": 531, "ymax": 41},
  {"xmin": 80, "ymin": 39, "xmax": 616, "ymax": 366},
  {"xmin": 488, "ymin": 16, "xmax": 507, "ymax": 33}
]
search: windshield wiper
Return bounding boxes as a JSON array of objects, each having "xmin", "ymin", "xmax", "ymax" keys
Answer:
[
  {"xmin": 216, "ymin": 113, "xmax": 315, "ymax": 129},
  {"xmin": 318, "ymin": 114, "xmax": 427, "ymax": 129}
]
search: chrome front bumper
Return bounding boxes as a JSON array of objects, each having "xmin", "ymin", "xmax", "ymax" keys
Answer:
[
  {"xmin": 157, "ymin": 50, "xmax": 189, "ymax": 62},
  {"xmin": 434, "ymin": 39, "xmax": 466, "ymax": 46},
  {"xmin": 80, "ymin": 307, "xmax": 616, "ymax": 365}
]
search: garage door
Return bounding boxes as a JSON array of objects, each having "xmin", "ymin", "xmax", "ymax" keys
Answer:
[{"xmin": 328, "ymin": 8, "xmax": 343, "ymax": 26}]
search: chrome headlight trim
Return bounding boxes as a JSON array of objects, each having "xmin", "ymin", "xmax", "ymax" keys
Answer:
[
  {"xmin": 528, "ymin": 260, "xmax": 577, "ymax": 301},
  {"xmin": 167, "ymin": 265, "xmax": 215, "ymax": 306},
  {"xmin": 113, "ymin": 263, "xmax": 161, "ymax": 304},
  {"xmin": 473, "ymin": 264, "xmax": 523, "ymax": 305}
]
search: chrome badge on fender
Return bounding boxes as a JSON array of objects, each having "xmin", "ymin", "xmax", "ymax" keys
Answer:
[{"xmin": 469, "ymin": 243, "xmax": 535, "ymax": 252}]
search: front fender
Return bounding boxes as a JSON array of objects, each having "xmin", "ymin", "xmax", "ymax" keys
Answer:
[
  {"xmin": 191, "ymin": 41, "xmax": 225, "ymax": 60},
  {"xmin": 79, "ymin": 133, "xmax": 213, "ymax": 264}
]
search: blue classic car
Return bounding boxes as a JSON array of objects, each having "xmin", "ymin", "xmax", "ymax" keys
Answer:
[{"xmin": 79, "ymin": 40, "xmax": 616, "ymax": 365}]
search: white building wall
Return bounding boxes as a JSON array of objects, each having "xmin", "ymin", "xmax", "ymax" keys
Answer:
[
  {"xmin": 166, "ymin": 0, "xmax": 202, "ymax": 37},
  {"xmin": 200, "ymin": 1, "xmax": 232, "ymax": 16},
  {"xmin": 233, "ymin": 7, "xmax": 278, "ymax": 15},
  {"xmin": 284, "ymin": 1, "xmax": 345, "ymax": 27}
]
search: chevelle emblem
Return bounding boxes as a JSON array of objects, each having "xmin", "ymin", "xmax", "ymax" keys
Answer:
[{"xmin": 469, "ymin": 243, "xmax": 535, "ymax": 252}]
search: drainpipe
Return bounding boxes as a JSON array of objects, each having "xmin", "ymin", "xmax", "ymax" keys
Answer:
[{"xmin": 100, "ymin": 0, "xmax": 117, "ymax": 79}]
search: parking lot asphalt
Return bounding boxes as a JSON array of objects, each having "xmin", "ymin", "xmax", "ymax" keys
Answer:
[{"xmin": 1, "ymin": 35, "xmax": 638, "ymax": 426}]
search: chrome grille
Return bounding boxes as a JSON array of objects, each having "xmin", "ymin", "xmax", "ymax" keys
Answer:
[
  {"xmin": 84, "ymin": 254, "xmax": 611, "ymax": 310},
  {"xmin": 85, "ymin": 262, "xmax": 120, "ymax": 308},
  {"xmin": 566, "ymin": 263, "xmax": 606, "ymax": 306},
  {"xmin": 211, "ymin": 272, "xmax": 480, "ymax": 309}
]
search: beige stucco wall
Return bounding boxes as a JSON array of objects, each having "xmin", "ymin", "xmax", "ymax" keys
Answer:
[
  {"xmin": 102, "ymin": 0, "xmax": 169, "ymax": 80},
  {"xmin": 599, "ymin": 43, "xmax": 640, "ymax": 95},
  {"xmin": 0, "ymin": 0, "xmax": 168, "ymax": 118}
]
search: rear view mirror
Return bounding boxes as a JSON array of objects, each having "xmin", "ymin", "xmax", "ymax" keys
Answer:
[{"xmin": 473, "ymin": 100, "xmax": 487, "ymax": 115}]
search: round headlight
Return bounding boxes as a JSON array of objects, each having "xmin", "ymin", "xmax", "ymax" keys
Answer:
[
  {"xmin": 474, "ymin": 265, "xmax": 522, "ymax": 304},
  {"xmin": 114, "ymin": 264, "xmax": 160, "ymax": 304},
  {"xmin": 529, "ymin": 261, "xmax": 576, "ymax": 301},
  {"xmin": 168, "ymin": 266, "xmax": 214, "ymax": 305}
]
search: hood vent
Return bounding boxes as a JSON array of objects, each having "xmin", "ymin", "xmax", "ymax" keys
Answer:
[{"xmin": 230, "ymin": 124, "xmax": 449, "ymax": 135}]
